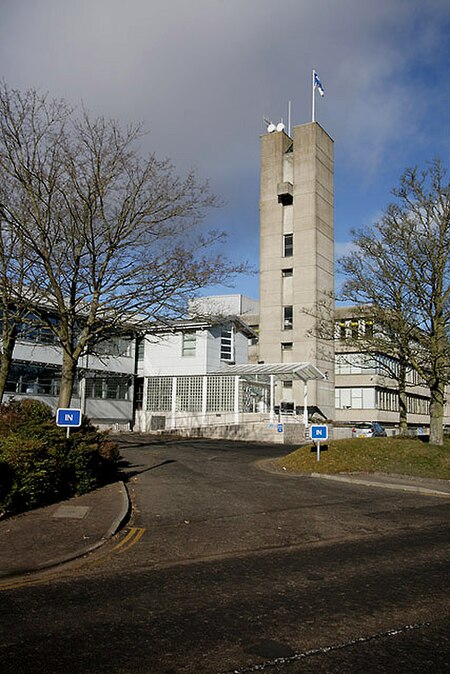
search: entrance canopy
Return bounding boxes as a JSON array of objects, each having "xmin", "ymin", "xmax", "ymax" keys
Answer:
[
  {"xmin": 210, "ymin": 362, "xmax": 326, "ymax": 425},
  {"xmin": 210, "ymin": 362, "xmax": 326, "ymax": 382}
]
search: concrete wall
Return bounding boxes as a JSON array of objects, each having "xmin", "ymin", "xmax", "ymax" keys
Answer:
[
  {"xmin": 258, "ymin": 123, "xmax": 335, "ymax": 420},
  {"xmin": 152, "ymin": 418, "xmax": 306, "ymax": 444}
]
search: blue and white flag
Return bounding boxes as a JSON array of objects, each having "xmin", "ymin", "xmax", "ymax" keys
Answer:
[{"xmin": 314, "ymin": 71, "xmax": 325, "ymax": 97}]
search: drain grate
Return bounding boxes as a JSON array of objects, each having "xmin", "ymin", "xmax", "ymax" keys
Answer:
[{"xmin": 53, "ymin": 505, "xmax": 90, "ymax": 519}]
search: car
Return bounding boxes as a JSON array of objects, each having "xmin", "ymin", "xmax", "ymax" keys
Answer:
[{"xmin": 352, "ymin": 422, "xmax": 387, "ymax": 438}]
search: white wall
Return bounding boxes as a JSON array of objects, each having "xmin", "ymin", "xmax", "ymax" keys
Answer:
[{"xmin": 143, "ymin": 331, "xmax": 209, "ymax": 375}]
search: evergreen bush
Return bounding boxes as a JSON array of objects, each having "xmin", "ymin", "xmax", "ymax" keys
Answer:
[{"xmin": 0, "ymin": 399, "xmax": 120, "ymax": 517}]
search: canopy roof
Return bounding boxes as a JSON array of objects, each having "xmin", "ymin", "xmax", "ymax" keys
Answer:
[{"xmin": 210, "ymin": 362, "xmax": 326, "ymax": 383}]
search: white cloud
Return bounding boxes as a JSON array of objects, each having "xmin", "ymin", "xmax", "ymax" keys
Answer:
[{"xmin": 335, "ymin": 241, "xmax": 356, "ymax": 259}]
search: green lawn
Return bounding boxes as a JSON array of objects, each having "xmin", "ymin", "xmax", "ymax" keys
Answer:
[{"xmin": 276, "ymin": 436, "xmax": 450, "ymax": 480}]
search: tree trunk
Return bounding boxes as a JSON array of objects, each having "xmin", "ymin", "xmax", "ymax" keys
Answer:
[
  {"xmin": 57, "ymin": 351, "xmax": 78, "ymax": 409},
  {"xmin": 0, "ymin": 326, "xmax": 17, "ymax": 403},
  {"xmin": 429, "ymin": 379, "xmax": 444, "ymax": 446},
  {"xmin": 398, "ymin": 360, "xmax": 408, "ymax": 436}
]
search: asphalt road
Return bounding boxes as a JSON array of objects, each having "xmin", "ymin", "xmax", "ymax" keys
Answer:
[{"xmin": 1, "ymin": 438, "xmax": 449, "ymax": 673}]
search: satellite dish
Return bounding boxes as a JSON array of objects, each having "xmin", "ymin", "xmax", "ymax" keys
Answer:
[
  {"xmin": 276, "ymin": 122, "xmax": 285, "ymax": 132},
  {"xmin": 267, "ymin": 123, "xmax": 276, "ymax": 133}
]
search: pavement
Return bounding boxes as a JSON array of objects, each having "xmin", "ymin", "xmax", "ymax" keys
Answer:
[
  {"xmin": 0, "ymin": 470, "xmax": 448, "ymax": 583},
  {"xmin": 0, "ymin": 481, "xmax": 130, "ymax": 581}
]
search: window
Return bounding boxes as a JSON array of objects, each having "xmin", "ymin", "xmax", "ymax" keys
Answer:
[
  {"xmin": 365, "ymin": 320, "xmax": 374, "ymax": 339},
  {"xmin": 282, "ymin": 268, "xmax": 293, "ymax": 277},
  {"xmin": 134, "ymin": 377, "xmax": 144, "ymax": 409},
  {"xmin": 249, "ymin": 326, "xmax": 259, "ymax": 346},
  {"xmin": 283, "ymin": 233, "xmax": 293, "ymax": 257},
  {"xmin": 137, "ymin": 338, "xmax": 145, "ymax": 361},
  {"xmin": 5, "ymin": 362, "xmax": 61, "ymax": 395},
  {"xmin": 85, "ymin": 376, "xmax": 130, "ymax": 400},
  {"xmin": 283, "ymin": 380, "xmax": 293, "ymax": 389},
  {"xmin": 17, "ymin": 314, "xmax": 59, "ymax": 345},
  {"xmin": 281, "ymin": 342, "xmax": 293, "ymax": 351},
  {"xmin": 283, "ymin": 306, "xmax": 293, "ymax": 330},
  {"xmin": 182, "ymin": 332, "xmax": 196, "ymax": 357},
  {"xmin": 176, "ymin": 376, "xmax": 203, "ymax": 412},
  {"xmin": 147, "ymin": 377, "xmax": 172, "ymax": 411},
  {"xmin": 95, "ymin": 335, "xmax": 132, "ymax": 357},
  {"xmin": 221, "ymin": 327, "xmax": 234, "ymax": 361},
  {"xmin": 206, "ymin": 376, "xmax": 235, "ymax": 412}
]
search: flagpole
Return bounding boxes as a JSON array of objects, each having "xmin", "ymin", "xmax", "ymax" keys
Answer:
[{"xmin": 311, "ymin": 69, "xmax": 315, "ymax": 123}]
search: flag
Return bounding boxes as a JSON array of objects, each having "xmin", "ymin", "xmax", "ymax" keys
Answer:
[{"xmin": 314, "ymin": 71, "xmax": 325, "ymax": 97}]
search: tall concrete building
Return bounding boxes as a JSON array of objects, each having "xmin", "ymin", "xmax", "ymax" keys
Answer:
[{"xmin": 258, "ymin": 122, "xmax": 335, "ymax": 420}]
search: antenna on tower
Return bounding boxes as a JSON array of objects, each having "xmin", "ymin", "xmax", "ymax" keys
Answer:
[{"xmin": 263, "ymin": 117, "xmax": 276, "ymax": 133}]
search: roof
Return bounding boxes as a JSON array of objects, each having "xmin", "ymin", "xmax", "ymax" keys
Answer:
[
  {"xmin": 146, "ymin": 315, "xmax": 256, "ymax": 339},
  {"xmin": 209, "ymin": 362, "xmax": 326, "ymax": 382}
]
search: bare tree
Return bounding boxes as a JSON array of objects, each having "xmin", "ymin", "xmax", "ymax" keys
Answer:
[
  {"xmin": 304, "ymin": 293, "xmax": 414, "ymax": 433},
  {"xmin": 339, "ymin": 160, "xmax": 450, "ymax": 445},
  {"xmin": 0, "ymin": 218, "xmax": 21, "ymax": 400},
  {"xmin": 0, "ymin": 84, "xmax": 246, "ymax": 408}
]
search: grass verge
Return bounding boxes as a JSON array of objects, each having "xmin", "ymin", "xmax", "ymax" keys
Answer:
[{"xmin": 276, "ymin": 437, "xmax": 450, "ymax": 480}]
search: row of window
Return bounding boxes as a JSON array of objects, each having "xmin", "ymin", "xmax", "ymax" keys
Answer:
[
  {"xmin": 335, "ymin": 352, "xmax": 424, "ymax": 384},
  {"xmin": 3, "ymin": 363, "xmax": 131, "ymax": 401},
  {"xmin": 336, "ymin": 318, "xmax": 373, "ymax": 340},
  {"xmin": 15, "ymin": 323, "xmax": 134, "ymax": 358},
  {"xmin": 336, "ymin": 386, "xmax": 430, "ymax": 413}
]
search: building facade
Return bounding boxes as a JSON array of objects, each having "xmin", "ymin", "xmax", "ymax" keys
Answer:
[
  {"xmin": 5, "ymin": 330, "xmax": 135, "ymax": 430},
  {"xmin": 258, "ymin": 122, "xmax": 335, "ymax": 420}
]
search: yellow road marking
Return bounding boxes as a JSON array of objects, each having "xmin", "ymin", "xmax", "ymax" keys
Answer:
[
  {"xmin": 0, "ymin": 528, "xmax": 146, "ymax": 591},
  {"xmin": 112, "ymin": 527, "xmax": 145, "ymax": 553}
]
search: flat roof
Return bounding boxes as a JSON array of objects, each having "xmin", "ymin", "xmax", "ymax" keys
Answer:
[{"xmin": 209, "ymin": 362, "xmax": 326, "ymax": 382}]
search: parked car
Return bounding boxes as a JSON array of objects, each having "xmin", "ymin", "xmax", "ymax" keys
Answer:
[{"xmin": 352, "ymin": 422, "xmax": 387, "ymax": 438}]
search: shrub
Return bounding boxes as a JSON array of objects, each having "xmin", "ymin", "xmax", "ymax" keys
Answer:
[{"xmin": 0, "ymin": 399, "xmax": 120, "ymax": 517}]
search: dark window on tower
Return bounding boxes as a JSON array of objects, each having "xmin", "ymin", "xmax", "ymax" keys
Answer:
[
  {"xmin": 282, "ymin": 268, "xmax": 293, "ymax": 277},
  {"xmin": 283, "ymin": 233, "xmax": 293, "ymax": 257},
  {"xmin": 283, "ymin": 306, "xmax": 293, "ymax": 330}
]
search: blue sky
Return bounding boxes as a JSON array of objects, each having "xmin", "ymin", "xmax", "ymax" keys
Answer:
[{"xmin": 1, "ymin": 0, "xmax": 449, "ymax": 300}]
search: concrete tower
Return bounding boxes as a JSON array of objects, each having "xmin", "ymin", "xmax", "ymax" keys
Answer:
[{"xmin": 258, "ymin": 122, "xmax": 335, "ymax": 420}]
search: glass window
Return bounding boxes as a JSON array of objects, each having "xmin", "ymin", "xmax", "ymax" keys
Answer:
[
  {"xmin": 182, "ymin": 332, "xmax": 196, "ymax": 357},
  {"xmin": 283, "ymin": 233, "xmax": 293, "ymax": 257},
  {"xmin": 95, "ymin": 336, "xmax": 132, "ymax": 357},
  {"xmin": 147, "ymin": 377, "xmax": 172, "ymax": 411},
  {"xmin": 176, "ymin": 376, "xmax": 203, "ymax": 412},
  {"xmin": 281, "ymin": 342, "xmax": 293, "ymax": 351},
  {"xmin": 282, "ymin": 268, "xmax": 293, "ymax": 277},
  {"xmin": 5, "ymin": 362, "xmax": 61, "ymax": 395},
  {"xmin": 283, "ymin": 306, "xmax": 293, "ymax": 330},
  {"xmin": 137, "ymin": 338, "xmax": 145, "ymax": 361},
  {"xmin": 221, "ymin": 327, "xmax": 234, "ymax": 361},
  {"xmin": 206, "ymin": 376, "xmax": 235, "ymax": 412},
  {"xmin": 85, "ymin": 377, "xmax": 130, "ymax": 401}
]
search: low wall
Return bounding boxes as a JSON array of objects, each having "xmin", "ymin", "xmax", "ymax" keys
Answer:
[{"xmin": 156, "ymin": 420, "xmax": 306, "ymax": 444}]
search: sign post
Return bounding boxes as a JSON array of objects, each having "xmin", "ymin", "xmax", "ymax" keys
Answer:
[
  {"xmin": 56, "ymin": 408, "xmax": 82, "ymax": 439},
  {"xmin": 310, "ymin": 424, "xmax": 328, "ymax": 462}
]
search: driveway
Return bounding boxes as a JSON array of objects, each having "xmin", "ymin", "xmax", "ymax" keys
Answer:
[
  {"xmin": 118, "ymin": 436, "xmax": 449, "ymax": 569},
  {"xmin": 2, "ymin": 437, "xmax": 448, "ymax": 674}
]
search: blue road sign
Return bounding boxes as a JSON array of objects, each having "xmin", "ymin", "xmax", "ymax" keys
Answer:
[
  {"xmin": 277, "ymin": 423, "xmax": 283, "ymax": 433},
  {"xmin": 56, "ymin": 408, "xmax": 82, "ymax": 427},
  {"xmin": 310, "ymin": 424, "xmax": 328, "ymax": 441}
]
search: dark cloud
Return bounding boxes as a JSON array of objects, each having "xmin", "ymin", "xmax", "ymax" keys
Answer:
[{"xmin": 1, "ymin": 0, "xmax": 449, "ymax": 297}]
